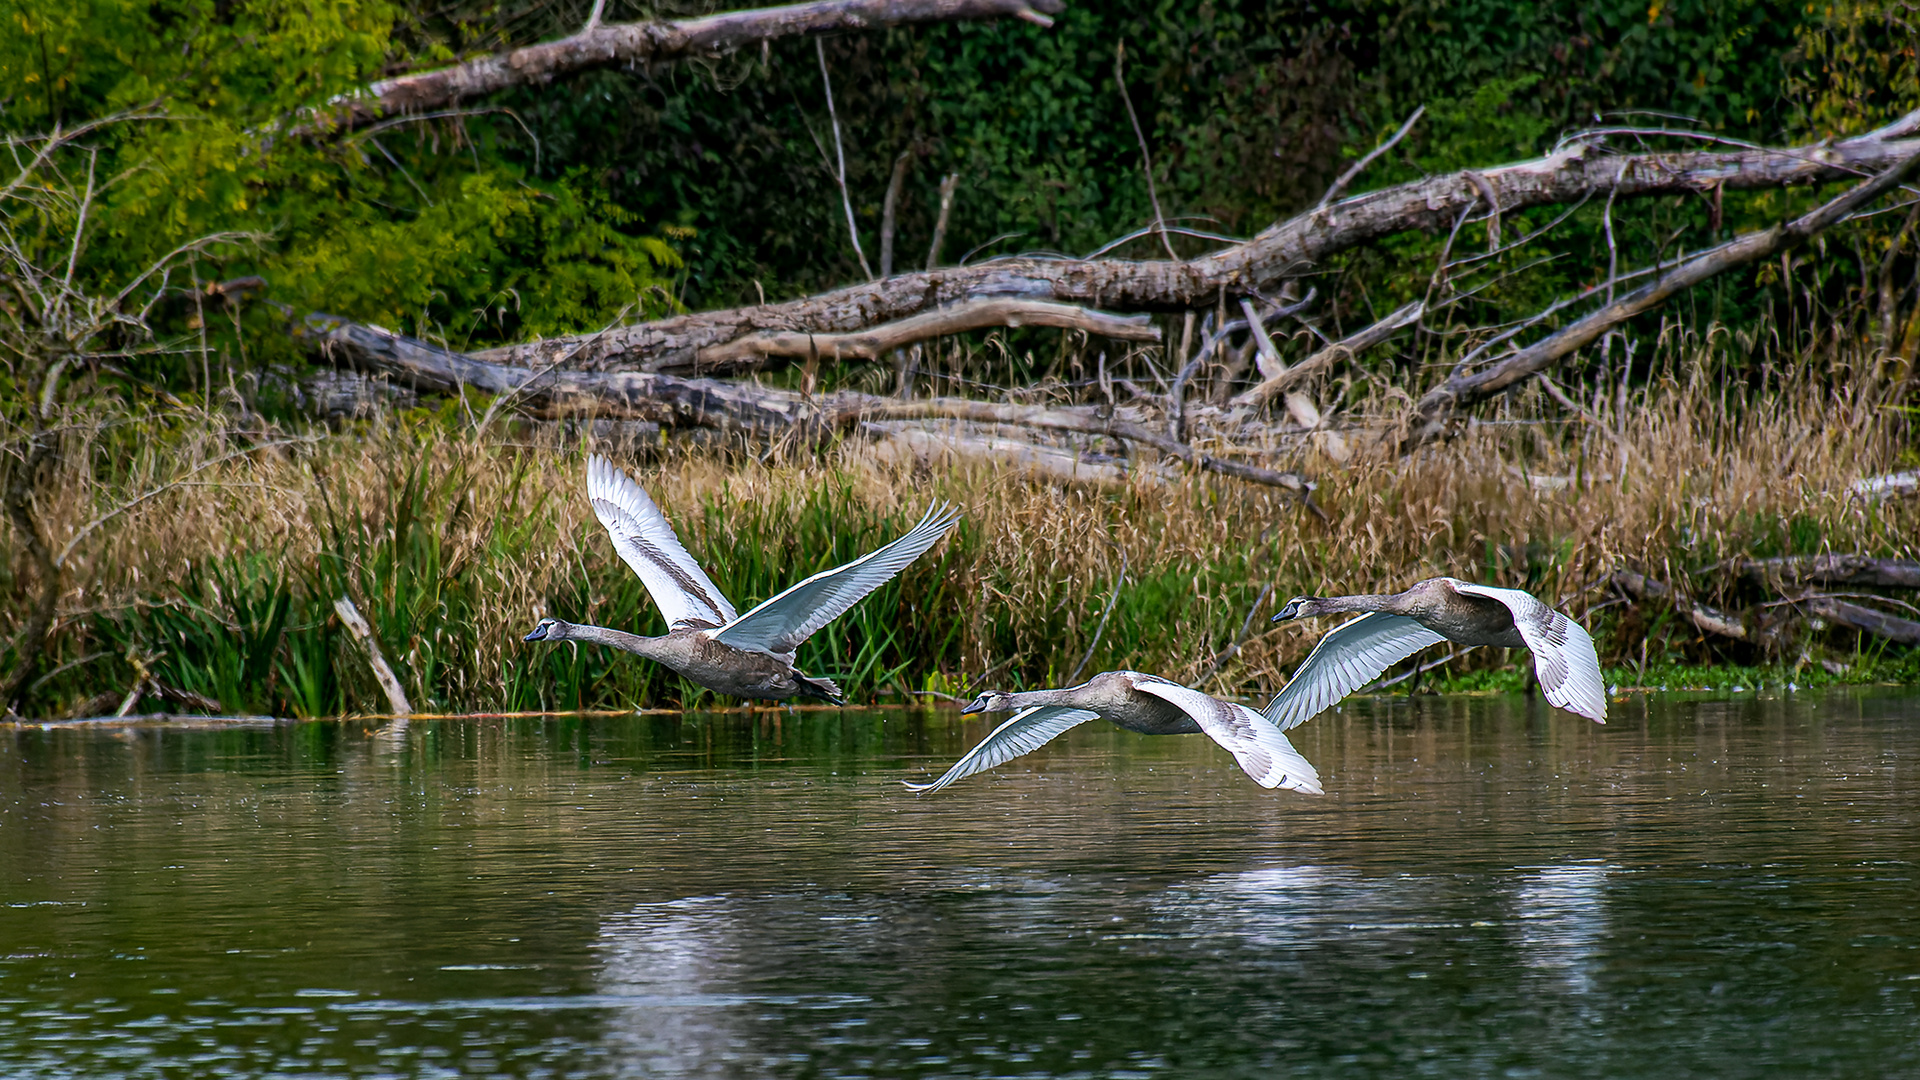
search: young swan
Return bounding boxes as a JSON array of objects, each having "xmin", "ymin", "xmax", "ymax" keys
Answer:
[
  {"xmin": 907, "ymin": 670, "xmax": 1322, "ymax": 794},
  {"xmin": 524, "ymin": 455, "xmax": 961, "ymax": 704},
  {"xmin": 1265, "ymin": 576, "xmax": 1607, "ymax": 730}
]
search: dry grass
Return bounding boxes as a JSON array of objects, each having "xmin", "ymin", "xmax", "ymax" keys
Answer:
[{"xmin": 3, "ymin": 342, "xmax": 1915, "ymax": 718}]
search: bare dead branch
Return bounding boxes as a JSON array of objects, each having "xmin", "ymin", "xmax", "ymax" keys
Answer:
[
  {"xmin": 879, "ymin": 150, "xmax": 912, "ymax": 278},
  {"xmin": 690, "ymin": 298, "xmax": 1160, "ymax": 373},
  {"xmin": 1233, "ymin": 300, "xmax": 1422, "ymax": 408},
  {"xmin": 1317, "ymin": 106, "xmax": 1424, "ymax": 212},
  {"xmin": 475, "ymin": 115, "xmax": 1920, "ymax": 375},
  {"xmin": 323, "ymin": 0, "xmax": 1065, "ymax": 129},
  {"xmin": 1403, "ymin": 146, "xmax": 1920, "ymax": 448},
  {"xmin": 925, "ymin": 172, "xmax": 960, "ymax": 270}
]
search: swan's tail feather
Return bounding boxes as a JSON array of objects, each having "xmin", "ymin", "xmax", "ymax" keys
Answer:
[{"xmin": 793, "ymin": 673, "xmax": 845, "ymax": 706}]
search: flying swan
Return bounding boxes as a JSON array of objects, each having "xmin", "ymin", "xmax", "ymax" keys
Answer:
[
  {"xmin": 907, "ymin": 670, "xmax": 1322, "ymax": 794},
  {"xmin": 1264, "ymin": 577, "xmax": 1608, "ymax": 731},
  {"xmin": 523, "ymin": 455, "xmax": 961, "ymax": 704}
]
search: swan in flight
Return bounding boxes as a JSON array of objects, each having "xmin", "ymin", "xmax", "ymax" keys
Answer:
[
  {"xmin": 524, "ymin": 455, "xmax": 961, "ymax": 704},
  {"xmin": 907, "ymin": 670, "xmax": 1322, "ymax": 794},
  {"xmin": 1264, "ymin": 577, "xmax": 1607, "ymax": 730}
]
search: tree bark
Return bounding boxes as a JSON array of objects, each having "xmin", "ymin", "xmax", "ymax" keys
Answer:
[
  {"xmin": 472, "ymin": 112, "xmax": 1920, "ymax": 374},
  {"xmin": 332, "ymin": 0, "xmax": 1064, "ymax": 126}
]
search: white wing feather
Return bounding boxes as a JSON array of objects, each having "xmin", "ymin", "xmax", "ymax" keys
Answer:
[
  {"xmin": 1261, "ymin": 613, "xmax": 1447, "ymax": 731},
  {"xmin": 586, "ymin": 455, "xmax": 736, "ymax": 629},
  {"xmin": 1130, "ymin": 677, "xmax": 1322, "ymax": 794},
  {"xmin": 713, "ymin": 503, "xmax": 962, "ymax": 656},
  {"xmin": 1448, "ymin": 582, "xmax": 1608, "ymax": 724},
  {"xmin": 904, "ymin": 706, "xmax": 1101, "ymax": 794}
]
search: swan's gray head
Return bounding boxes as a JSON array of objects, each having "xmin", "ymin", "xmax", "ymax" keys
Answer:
[
  {"xmin": 1272, "ymin": 596, "xmax": 1319, "ymax": 622},
  {"xmin": 523, "ymin": 617, "xmax": 571, "ymax": 642},
  {"xmin": 961, "ymin": 690, "xmax": 1015, "ymax": 714}
]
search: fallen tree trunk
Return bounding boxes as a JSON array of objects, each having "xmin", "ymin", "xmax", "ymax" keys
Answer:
[
  {"xmin": 1801, "ymin": 596, "xmax": 1920, "ymax": 645},
  {"xmin": 472, "ymin": 111, "xmax": 1920, "ymax": 374},
  {"xmin": 1738, "ymin": 555, "xmax": 1920, "ymax": 590},
  {"xmin": 328, "ymin": 0, "xmax": 1063, "ymax": 128},
  {"xmin": 851, "ymin": 398, "xmax": 1317, "ymax": 497},
  {"xmin": 302, "ymin": 313, "xmax": 1317, "ymax": 498},
  {"xmin": 1404, "ymin": 145, "xmax": 1920, "ymax": 447},
  {"xmin": 1608, "ymin": 570, "xmax": 1754, "ymax": 643}
]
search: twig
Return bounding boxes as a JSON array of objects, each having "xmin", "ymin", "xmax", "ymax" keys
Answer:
[
  {"xmin": 817, "ymin": 38, "xmax": 873, "ymax": 280},
  {"xmin": 925, "ymin": 172, "xmax": 959, "ymax": 270},
  {"xmin": 1317, "ymin": 105, "xmax": 1424, "ymax": 211},
  {"xmin": 1113, "ymin": 42, "xmax": 1178, "ymax": 261},
  {"xmin": 1069, "ymin": 545, "xmax": 1128, "ymax": 683}
]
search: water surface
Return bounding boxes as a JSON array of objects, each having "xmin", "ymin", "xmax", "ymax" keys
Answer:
[{"xmin": 3, "ymin": 691, "xmax": 1917, "ymax": 1077}]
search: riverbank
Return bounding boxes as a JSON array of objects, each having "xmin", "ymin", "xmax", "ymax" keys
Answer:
[{"xmin": 3, "ymin": 357, "xmax": 1915, "ymax": 718}]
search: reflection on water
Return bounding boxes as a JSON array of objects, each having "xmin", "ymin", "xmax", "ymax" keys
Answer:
[
  {"xmin": 1514, "ymin": 862, "xmax": 1612, "ymax": 994},
  {"xmin": 2, "ymin": 690, "xmax": 1918, "ymax": 1077}
]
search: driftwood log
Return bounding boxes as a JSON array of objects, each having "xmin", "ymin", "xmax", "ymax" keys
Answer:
[
  {"xmin": 472, "ymin": 112, "xmax": 1920, "ymax": 375},
  {"xmin": 326, "ymin": 0, "xmax": 1063, "ymax": 128}
]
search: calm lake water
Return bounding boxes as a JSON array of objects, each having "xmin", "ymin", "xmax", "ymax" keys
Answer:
[{"xmin": 3, "ymin": 690, "xmax": 1918, "ymax": 1078}]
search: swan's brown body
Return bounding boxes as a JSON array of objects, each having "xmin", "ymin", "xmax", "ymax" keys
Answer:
[{"xmin": 524, "ymin": 619, "xmax": 840, "ymax": 702}]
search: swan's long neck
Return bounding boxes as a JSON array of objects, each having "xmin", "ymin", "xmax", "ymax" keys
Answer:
[
  {"xmin": 997, "ymin": 686, "xmax": 1086, "ymax": 711},
  {"xmin": 564, "ymin": 622, "xmax": 674, "ymax": 661},
  {"xmin": 1310, "ymin": 591, "xmax": 1412, "ymax": 616}
]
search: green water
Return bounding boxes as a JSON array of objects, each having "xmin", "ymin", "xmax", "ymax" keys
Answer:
[{"xmin": 2, "ymin": 691, "xmax": 1917, "ymax": 1078}]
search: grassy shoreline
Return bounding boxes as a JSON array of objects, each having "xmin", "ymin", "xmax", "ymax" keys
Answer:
[{"xmin": 2, "ymin": 352, "xmax": 1916, "ymax": 719}]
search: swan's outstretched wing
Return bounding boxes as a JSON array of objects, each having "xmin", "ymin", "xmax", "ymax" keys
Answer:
[
  {"xmin": 712, "ymin": 502, "xmax": 962, "ymax": 656},
  {"xmin": 1130, "ymin": 677, "xmax": 1322, "ymax": 794},
  {"xmin": 586, "ymin": 455, "xmax": 737, "ymax": 630},
  {"xmin": 1261, "ymin": 613, "xmax": 1447, "ymax": 731},
  {"xmin": 1449, "ymin": 582, "xmax": 1607, "ymax": 723},
  {"xmin": 904, "ymin": 706, "xmax": 1101, "ymax": 794}
]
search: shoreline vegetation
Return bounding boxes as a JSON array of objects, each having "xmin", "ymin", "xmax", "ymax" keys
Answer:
[{"xmin": 4, "ymin": 328, "xmax": 1914, "ymax": 721}]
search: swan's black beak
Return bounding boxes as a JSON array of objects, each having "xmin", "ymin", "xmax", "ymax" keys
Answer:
[
  {"xmin": 960, "ymin": 693, "xmax": 990, "ymax": 714},
  {"xmin": 523, "ymin": 624, "xmax": 549, "ymax": 642},
  {"xmin": 1271, "ymin": 599, "xmax": 1303, "ymax": 623}
]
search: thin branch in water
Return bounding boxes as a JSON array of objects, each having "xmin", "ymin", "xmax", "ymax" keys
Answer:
[
  {"xmin": 1113, "ymin": 41, "xmax": 1178, "ymax": 261},
  {"xmin": 816, "ymin": 39, "xmax": 873, "ymax": 280}
]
